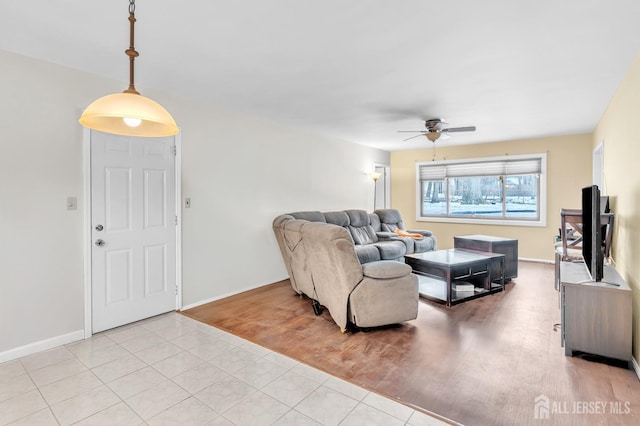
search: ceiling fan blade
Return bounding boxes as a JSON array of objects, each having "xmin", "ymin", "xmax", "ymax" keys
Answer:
[
  {"xmin": 397, "ymin": 130, "xmax": 428, "ymax": 133},
  {"xmin": 402, "ymin": 133, "xmax": 427, "ymax": 142},
  {"xmin": 442, "ymin": 126, "xmax": 476, "ymax": 133}
]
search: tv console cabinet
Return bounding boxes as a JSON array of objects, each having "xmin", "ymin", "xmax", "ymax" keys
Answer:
[{"xmin": 560, "ymin": 261, "xmax": 632, "ymax": 362}]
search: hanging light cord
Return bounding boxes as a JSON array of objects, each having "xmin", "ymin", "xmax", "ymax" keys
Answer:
[{"xmin": 124, "ymin": 0, "xmax": 140, "ymax": 94}]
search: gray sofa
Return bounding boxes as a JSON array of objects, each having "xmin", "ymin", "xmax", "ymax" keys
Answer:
[
  {"xmin": 272, "ymin": 216, "xmax": 418, "ymax": 331},
  {"xmin": 278, "ymin": 208, "xmax": 436, "ymax": 264}
]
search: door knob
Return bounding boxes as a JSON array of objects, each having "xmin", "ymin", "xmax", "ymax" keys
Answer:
[
  {"xmin": 95, "ymin": 239, "xmax": 105, "ymax": 247},
  {"xmin": 95, "ymin": 224, "xmax": 104, "ymax": 231}
]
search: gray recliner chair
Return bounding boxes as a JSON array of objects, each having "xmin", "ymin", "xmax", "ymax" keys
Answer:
[{"xmin": 374, "ymin": 208, "xmax": 437, "ymax": 254}]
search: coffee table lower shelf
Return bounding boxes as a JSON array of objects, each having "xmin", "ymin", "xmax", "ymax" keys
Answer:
[{"xmin": 415, "ymin": 273, "xmax": 503, "ymax": 306}]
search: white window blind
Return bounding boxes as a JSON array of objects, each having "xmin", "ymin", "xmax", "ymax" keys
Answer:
[{"xmin": 419, "ymin": 158, "xmax": 542, "ymax": 181}]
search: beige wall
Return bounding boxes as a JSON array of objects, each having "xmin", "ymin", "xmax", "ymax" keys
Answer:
[
  {"xmin": 0, "ymin": 49, "xmax": 389, "ymax": 359},
  {"xmin": 592, "ymin": 51, "xmax": 640, "ymax": 361},
  {"xmin": 390, "ymin": 134, "xmax": 593, "ymax": 261}
]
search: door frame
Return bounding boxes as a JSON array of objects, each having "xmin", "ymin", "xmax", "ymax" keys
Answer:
[
  {"xmin": 373, "ymin": 162, "xmax": 391, "ymax": 209},
  {"xmin": 593, "ymin": 140, "xmax": 604, "ymax": 193},
  {"xmin": 82, "ymin": 128, "xmax": 183, "ymax": 338}
]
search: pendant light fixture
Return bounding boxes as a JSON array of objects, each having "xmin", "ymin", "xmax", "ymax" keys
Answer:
[{"xmin": 79, "ymin": 0, "xmax": 178, "ymax": 137}]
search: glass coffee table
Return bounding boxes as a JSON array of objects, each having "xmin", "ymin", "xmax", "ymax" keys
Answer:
[{"xmin": 404, "ymin": 249, "xmax": 505, "ymax": 307}]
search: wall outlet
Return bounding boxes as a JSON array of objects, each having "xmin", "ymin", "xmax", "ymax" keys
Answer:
[{"xmin": 185, "ymin": 198, "xmax": 191, "ymax": 208}]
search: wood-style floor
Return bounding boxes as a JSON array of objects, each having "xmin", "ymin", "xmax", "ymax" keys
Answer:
[{"xmin": 182, "ymin": 261, "xmax": 640, "ymax": 426}]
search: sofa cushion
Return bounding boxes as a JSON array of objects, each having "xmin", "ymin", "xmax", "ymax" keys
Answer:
[
  {"xmin": 346, "ymin": 209, "xmax": 370, "ymax": 227},
  {"xmin": 346, "ymin": 210, "xmax": 378, "ymax": 245},
  {"xmin": 362, "ymin": 260, "xmax": 412, "ymax": 279},
  {"xmin": 369, "ymin": 213, "xmax": 382, "ymax": 232},
  {"xmin": 414, "ymin": 236, "xmax": 436, "ymax": 252},
  {"xmin": 324, "ymin": 211, "xmax": 350, "ymax": 227},
  {"xmin": 392, "ymin": 236, "xmax": 415, "ymax": 254},
  {"xmin": 350, "ymin": 226, "xmax": 377, "ymax": 245},
  {"xmin": 373, "ymin": 240, "xmax": 406, "ymax": 260},
  {"xmin": 290, "ymin": 211, "xmax": 326, "ymax": 222},
  {"xmin": 375, "ymin": 208, "xmax": 403, "ymax": 225},
  {"xmin": 354, "ymin": 245, "xmax": 381, "ymax": 264}
]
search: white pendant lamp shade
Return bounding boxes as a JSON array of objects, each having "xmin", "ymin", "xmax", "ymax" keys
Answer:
[
  {"xmin": 79, "ymin": 1, "xmax": 178, "ymax": 138},
  {"xmin": 80, "ymin": 92, "xmax": 179, "ymax": 137}
]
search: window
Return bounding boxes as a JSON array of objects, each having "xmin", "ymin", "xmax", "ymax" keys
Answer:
[{"xmin": 416, "ymin": 153, "xmax": 547, "ymax": 226}]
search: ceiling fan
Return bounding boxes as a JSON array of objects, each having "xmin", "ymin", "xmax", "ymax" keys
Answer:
[{"xmin": 398, "ymin": 118, "xmax": 476, "ymax": 142}]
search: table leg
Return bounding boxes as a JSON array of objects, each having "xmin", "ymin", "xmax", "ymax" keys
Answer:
[
  {"xmin": 484, "ymin": 261, "xmax": 490, "ymax": 290},
  {"xmin": 445, "ymin": 268, "xmax": 452, "ymax": 307}
]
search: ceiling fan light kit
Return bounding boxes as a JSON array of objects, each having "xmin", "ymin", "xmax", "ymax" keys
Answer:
[
  {"xmin": 79, "ymin": 0, "xmax": 178, "ymax": 137},
  {"xmin": 398, "ymin": 118, "xmax": 476, "ymax": 143}
]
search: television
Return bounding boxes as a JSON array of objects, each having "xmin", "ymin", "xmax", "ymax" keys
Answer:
[{"xmin": 581, "ymin": 185, "xmax": 604, "ymax": 281}]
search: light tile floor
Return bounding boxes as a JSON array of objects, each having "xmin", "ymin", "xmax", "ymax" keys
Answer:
[{"xmin": 0, "ymin": 312, "xmax": 452, "ymax": 426}]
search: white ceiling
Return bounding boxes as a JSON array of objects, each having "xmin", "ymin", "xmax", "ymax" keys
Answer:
[{"xmin": 2, "ymin": 1, "xmax": 639, "ymax": 151}]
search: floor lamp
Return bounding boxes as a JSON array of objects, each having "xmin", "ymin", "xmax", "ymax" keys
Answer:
[{"xmin": 369, "ymin": 172, "xmax": 382, "ymax": 210}]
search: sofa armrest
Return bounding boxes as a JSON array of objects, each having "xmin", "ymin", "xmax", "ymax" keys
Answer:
[
  {"xmin": 362, "ymin": 260, "xmax": 412, "ymax": 279},
  {"xmin": 407, "ymin": 229, "xmax": 433, "ymax": 237},
  {"xmin": 376, "ymin": 231, "xmax": 399, "ymax": 240}
]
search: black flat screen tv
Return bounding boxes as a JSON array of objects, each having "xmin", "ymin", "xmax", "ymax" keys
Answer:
[{"xmin": 581, "ymin": 185, "xmax": 604, "ymax": 281}]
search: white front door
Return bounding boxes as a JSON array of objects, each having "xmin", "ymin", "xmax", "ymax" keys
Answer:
[{"xmin": 91, "ymin": 130, "xmax": 177, "ymax": 333}]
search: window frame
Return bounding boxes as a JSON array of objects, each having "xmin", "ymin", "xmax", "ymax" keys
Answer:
[{"xmin": 415, "ymin": 153, "xmax": 547, "ymax": 227}]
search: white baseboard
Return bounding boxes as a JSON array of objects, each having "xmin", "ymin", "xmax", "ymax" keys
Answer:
[
  {"xmin": 180, "ymin": 281, "xmax": 284, "ymax": 312},
  {"xmin": 0, "ymin": 330, "xmax": 85, "ymax": 364},
  {"xmin": 519, "ymin": 257, "xmax": 554, "ymax": 264},
  {"xmin": 632, "ymin": 357, "xmax": 640, "ymax": 380},
  {"xmin": 180, "ymin": 286, "xmax": 262, "ymax": 311},
  {"xmin": 180, "ymin": 295, "xmax": 226, "ymax": 312}
]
